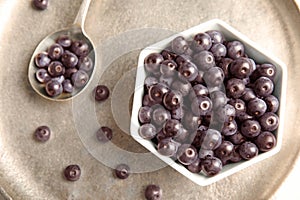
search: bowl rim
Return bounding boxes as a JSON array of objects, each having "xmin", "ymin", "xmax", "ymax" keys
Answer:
[{"xmin": 130, "ymin": 18, "xmax": 287, "ymax": 186}]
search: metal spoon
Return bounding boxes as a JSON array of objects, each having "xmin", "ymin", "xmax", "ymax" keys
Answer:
[{"xmin": 28, "ymin": 0, "xmax": 95, "ymax": 101}]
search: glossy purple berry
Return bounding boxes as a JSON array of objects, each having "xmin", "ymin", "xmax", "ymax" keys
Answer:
[
  {"xmin": 171, "ymin": 36, "xmax": 190, "ymax": 55},
  {"xmin": 71, "ymin": 40, "xmax": 89, "ymax": 57},
  {"xmin": 175, "ymin": 54, "xmax": 192, "ymax": 66},
  {"xmin": 210, "ymin": 91, "xmax": 228, "ymax": 109},
  {"xmin": 247, "ymin": 98, "xmax": 267, "ymax": 117},
  {"xmin": 160, "ymin": 60, "xmax": 177, "ymax": 77},
  {"xmin": 62, "ymin": 79, "xmax": 73, "ymax": 93},
  {"xmin": 226, "ymin": 78, "xmax": 246, "ymax": 99},
  {"xmin": 210, "ymin": 43, "xmax": 227, "ymax": 61},
  {"xmin": 191, "ymin": 96, "xmax": 212, "ymax": 116},
  {"xmin": 239, "ymin": 141, "xmax": 258, "ymax": 160},
  {"xmin": 151, "ymin": 106, "xmax": 171, "ymax": 127},
  {"xmin": 56, "ymin": 35, "xmax": 72, "ymax": 48},
  {"xmin": 187, "ymin": 158, "xmax": 202, "ymax": 173},
  {"xmin": 163, "ymin": 90, "xmax": 183, "ymax": 111},
  {"xmin": 193, "ymin": 50, "xmax": 215, "ymax": 71},
  {"xmin": 259, "ymin": 112, "xmax": 279, "ymax": 131},
  {"xmin": 198, "ymin": 148, "xmax": 214, "ymax": 159},
  {"xmin": 240, "ymin": 120, "xmax": 261, "ymax": 138},
  {"xmin": 161, "ymin": 49, "xmax": 176, "ymax": 60},
  {"xmin": 221, "ymin": 120, "xmax": 238, "ymax": 136},
  {"xmin": 78, "ymin": 56, "xmax": 93, "ymax": 72},
  {"xmin": 203, "ymin": 67, "xmax": 224, "ymax": 87},
  {"xmin": 96, "ymin": 126, "xmax": 113, "ymax": 143},
  {"xmin": 214, "ymin": 141, "xmax": 234, "ymax": 165},
  {"xmin": 191, "ymin": 33, "xmax": 212, "ymax": 52},
  {"xmin": 144, "ymin": 76, "xmax": 158, "ymax": 90},
  {"xmin": 250, "ymin": 63, "xmax": 276, "ymax": 81},
  {"xmin": 45, "ymin": 80, "xmax": 62, "ymax": 97},
  {"xmin": 217, "ymin": 58, "xmax": 232, "ymax": 79},
  {"xmin": 162, "ymin": 119, "xmax": 183, "ymax": 137},
  {"xmin": 144, "ymin": 53, "xmax": 164, "ymax": 73},
  {"xmin": 171, "ymin": 79, "xmax": 191, "ymax": 97},
  {"xmin": 94, "ymin": 85, "xmax": 110, "ymax": 102},
  {"xmin": 229, "ymin": 57, "xmax": 254, "ymax": 79},
  {"xmin": 254, "ymin": 77, "xmax": 274, "ymax": 97},
  {"xmin": 255, "ymin": 131, "xmax": 277, "ymax": 152},
  {"xmin": 241, "ymin": 88, "xmax": 256, "ymax": 102},
  {"xmin": 71, "ymin": 70, "xmax": 89, "ymax": 88},
  {"xmin": 157, "ymin": 138, "xmax": 178, "ymax": 157},
  {"xmin": 226, "ymin": 41, "xmax": 245, "ymax": 59},
  {"xmin": 200, "ymin": 129, "xmax": 222, "ymax": 150},
  {"xmin": 148, "ymin": 83, "xmax": 169, "ymax": 103},
  {"xmin": 138, "ymin": 106, "xmax": 152, "ymax": 124},
  {"xmin": 64, "ymin": 165, "xmax": 81, "ymax": 181},
  {"xmin": 139, "ymin": 123, "xmax": 157, "ymax": 139},
  {"xmin": 177, "ymin": 144, "xmax": 198, "ymax": 165},
  {"xmin": 115, "ymin": 164, "xmax": 130, "ymax": 179},
  {"xmin": 61, "ymin": 51, "xmax": 78, "ymax": 68},
  {"xmin": 35, "ymin": 68, "xmax": 51, "ymax": 83},
  {"xmin": 206, "ymin": 30, "xmax": 224, "ymax": 44},
  {"xmin": 34, "ymin": 125, "xmax": 51, "ymax": 142},
  {"xmin": 214, "ymin": 104, "xmax": 236, "ymax": 123},
  {"xmin": 227, "ymin": 131, "xmax": 246, "ymax": 145},
  {"xmin": 32, "ymin": 0, "xmax": 49, "ymax": 10},
  {"xmin": 201, "ymin": 156, "xmax": 222, "ymax": 176},
  {"xmin": 64, "ymin": 68, "xmax": 78, "ymax": 79},
  {"xmin": 178, "ymin": 61, "xmax": 198, "ymax": 82},
  {"xmin": 145, "ymin": 184, "xmax": 162, "ymax": 200},
  {"xmin": 264, "ymin": 95, "xmax": 279, "ymax": 113},
  {"xmin": 48, "ymin": 61, "xmax": 65, "ymax": 77},
  {"xmin": 35, "ymin": 52, "xmax": 51, "ymax": 68}
]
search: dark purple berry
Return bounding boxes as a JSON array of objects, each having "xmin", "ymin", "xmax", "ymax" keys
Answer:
[
  {"xmin": 193, "ymin": 50, "xmax": 215, "ymax": 71},
  {"xmin": 163, "ymin": 90, "xmax": 183, "ymax": 111},
  {"xmin": 148, "ymin": 83, "xmax": 169, "ymax": 103},
  {"xmin": 201, "ymin": 156, "xmax": 222, "ymax": 176},
  {"xmin": 35, "ymin": 68, "xmax": 51, "ymax": 83},
  {"xmin": 236, "ymin": 111, "xmax": 253, "ymax": 122},
  {"xmin": 192, "ymin": 84, "xmax": 209, "ymax": 98},
  {"xmin": 178, "ymin": 62, "xmax": 198, "ymax": 82},
  {"xmin": 64, "ymin": 164, "xmax": 81, "ymax": 181},
  {"xmin": 161, "ymin": 49, "xmax": 176, "ymax": 60},
  {"xmin": 217, "ymin": 58, "xmax": 232, "ymax": 79},
  {"xmin": 229, "ymin": 57, "xmax": 254, "ymax": 79},
  {"xmin": 175, "ymin": 54, "xmax": 192, "ymax": 66},
  {"xmin": 96, "ymin": 126, "xmax": 113, "ymax": 143},
  {"xmin": 78, "ymin": 56, "xmax": 93, "ymax": 72},
  {"xmin": 61, "ymin": 51, "xmax": 78, "ymax": 68},
  {"xmin": 160, "ymin": 60, "xmax": 177, "ymax": 77},
  {"xmin": 198, "ymin": 148, "xmax": 214, "ymax": 159},
  {"xmin": 241, "ymin": 88, "xmax": 256, "ymax": 102},
  {"xmin": 143, "ymin": 94, "xmax": 158, "ymax": 107},
  {"xmin": 191, "ymin": 33, "xmax": 212, "ymax": 52},
  {"xmin": 56, "ymin": 35, "xmax": 72, "ymax": 48},
  {"xmin": 247, "ymin": 98, "xmax": 267, "ymax": 117},
  {"xmin": 71, "ymin": 70, "xmax": 89, "ymax": 88},
  {"xmin": 171, "ymin": 36, "xmax": 189, "ymax": 55},
  {"xmin": 151, "ymin": 106, "xmax": 171, "ymax": 127},
  {"xmin": 259, "ymin": 112, "xmax": 279, "ymax": 131},
  {"xmin": 226, "ymin": 41, "xmax": 245, "ymax": 59},
  {"xmin": 34, "ymin": 125, "xmax": 51, "ymax": 142},
  {"xmin": 48, "ymin": 61, "xmax": 65, "ymax": 77},
  {"xmin": 71, "ymin": 40, "xmax": 89, "ymax": 57},
  {"xmin": 145, "ymin": 184, "xmax": 162, "ymax": 200},
  {"xmin": 253, "ymin": 77, "xmax": 274, "ymax": 97},
  {"xmin": 144, "ymin": 76, "xmax": 158, "ymax": 90},
  {"xmin": 240, "ymin": 120, "xmax": 261, "ymax": 138},
  {"xmin": 177, "ymin": 144, "xmax": 198, "ymax": 165},
  {"xmin": 214, "ymin": 104, "xmax": 236, "ymax": 123},
  {"xmin": 255, "ymin": 131, "xmax": 277, "ymax": 152},
  {"xmin": 264, "ymin": 95, "xmax": 279, "ymax": 113},
  {"xmin": 227, "ymin": 131, "xmax": 246, "ymax": 145},
  {"xmin": 221, "ymin": 120, "xmax": 238, "ymax": 136},
  {"xmin": 230, "ymin": 145, "xmax": 242, "ymax": 163},
  {"xmin": 32, "ymin": 0, "xmax": 49, "ymax": 10},
  {"xmin": 45, "ymin": 80, "xmax": 62, "ymax": 97},
  {"xmin": 187, "ymin": 158, "xmax": 202, "ymax": 173},
  {"xmin": 62, "ymin": 79, "xmax": 73, "ymax": 93},
  {"xmin": 228, "ymin": 99, "xmax": 246, "ymax": 114},
  {"xmin": 205, "ymin": 30, "xmax": 225, "ymax": 44},
  {"xmin": 203, "ymin": 67, "xmax": 224, "ymax": 87},
  {"xmin": 94, "ymin": 85, "xmax": 110, "ymax": 102},
  {"xmin": 250, "ymin": 63, "xmax": 276, "ymax": 81},
  {"xmin": 48, "ymin": 43, "xmax": 64, "ymax": 60},
  {"xmin": 144, "ymin": 53, "xmax": 164, "ymax": 73},
  {"xmin": 139, "ymin": 124, "xmax": 157, "ymax": 139},
  {"xmin": 191, "ymin": 96, "xmax": 212, "ymax": 116},
  {"xmin": 210, "ymin": 43, "xmax": 227, "ymax": 61},
  {"xmin": 34, "ymin": 52, "xmax": 51, "ymax": 68},
  {"xmin": 200, "ymin": 129, "xmax": 222, "ymax": 150},
  {"xmin": 239, "ymin": 141, "xmax": 258, "ymax": 160},
  {"xmin": 214, "ymin": 141, "xmax": 234, "ymax": 165},
  {"xmin": 163, "ymin": 119, "xmax": 183, "ymax": 137},
  {"xmin": 138, "ymin": 106, "xmax": 152, "ymax": 124},
  {"xmin": 226, "ymin": 78, "xmax": 246, "ymax": 99},
  {"xmin": 157, "ymin": 138, "xmax": 178, "ymax": 157},
  {"xmin": 115, "ymin": 164, "xmax": 130, "ymax": 179}
]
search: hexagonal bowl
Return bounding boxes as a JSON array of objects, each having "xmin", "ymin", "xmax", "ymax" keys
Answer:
[{"xmin": 130, "ymin": 19, "xmax": 287, "ymax": 186}]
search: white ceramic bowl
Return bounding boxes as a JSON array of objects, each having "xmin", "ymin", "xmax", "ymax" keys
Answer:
[{"xmin": 130, "ymin": 19, "xmax": 287, "ymax": 186}]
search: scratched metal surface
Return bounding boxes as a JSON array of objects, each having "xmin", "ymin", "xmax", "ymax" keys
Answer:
[{"xmin": 0, "ymin": 0, "xmax": 299, "ymax": 199}]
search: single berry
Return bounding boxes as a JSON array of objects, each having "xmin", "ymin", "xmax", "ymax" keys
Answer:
[
  {"xmin": 239, "ymin": 141, "xmax": 258, "ymax": 160},
  {"xmin": 71, "ymin": 40, "xmax": 89, "ymax": 57},
  {"xmin": 34, "ymin": 52, "xmax": 51, "ymax": 68},
  {"xmin": 145, "ymin": 184, "xmax": 162, "ymax": 200},
  {"xmin": 32, "ymin": 0, "xmax": 49, "ymax": 10},
  {"xmin": 34, "ymin": 125, "xmax": 51, "ymax": 142},
  {"xmin": 48, "ymin": 43, "xmax": 64, "ymax": 60},
  {"xmin": 115, "ymin": 164, "xmax": 130, "ymax": 179},
  {"xmin": 259, "ymin": 112, "xmax": 279, "ymax": 131},
  {"xmin": 255, "ymin": 131, "xmax": 277, "ymax": 152},
  {"xmin": 201, "ymin": 156, "xmax": 222, "ymax": 176},
  {"xmin": 176, "ymin": 144, "xmax": 198, "ymax": 165},
  {"xmin": 94, "ymin": 85, "xmax": 110, "ymax": 102},
  {"xmin": 96, "ymin": 126, "xmax": 113, "ymax": 143},
  {"xmin": 71, "ymin": 70, "xmax": 89, "ymax": 88},
  {"xmin": 64, "ymin": 164, "xmax": 81, "ymax": 181}
]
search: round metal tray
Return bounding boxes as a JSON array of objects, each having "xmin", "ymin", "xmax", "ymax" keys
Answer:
[{"xmin": 0, "ymin": 0, "xmax": 299, "ymax": 199}]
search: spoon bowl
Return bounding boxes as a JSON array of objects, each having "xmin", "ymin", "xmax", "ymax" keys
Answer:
[{"xmin": 28, "ymin": 0, "xmax": 95, "ymax": 101}]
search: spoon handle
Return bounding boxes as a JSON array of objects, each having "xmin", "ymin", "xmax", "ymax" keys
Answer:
[{"xmin": 73, "ymin": 0, "xmax": 92, "ymax": 28}]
